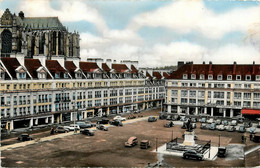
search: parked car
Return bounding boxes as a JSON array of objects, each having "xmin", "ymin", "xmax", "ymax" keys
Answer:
[
  {"xmin": 217, "ymin": 124, "xmax": 225, "ymax": 131},
  {"xmin": 206, "ymin": 118, "xmax": 214, "ymax": 124},
  {"xmin": 172, "ymin": 114, "xmax": 180, "ymax": 121},
  {"xmin": 127, "ymin": 115, "xmax": 136, "ymax": 119},
  {"xmin": 17, "ymin": 133, "xmax": 33, "ymax": 141},
  {"xmin": 238, "ymin": 126, "xmax": 246, "ymax": 133},
  {"xmin": 183, "ymin": 150, "xmax": 203, "ymax": 160},
  {"xmin": 55, "ymin": 126, "xmax": 69, "ymax": 133},
  {"xmin": 148, "ymin": 116, "xmax": 157, "ymax": 122},
  {"xmin": 125, "ymin": 136, "xmax": 138, "ymax": 147},
  {"xmin": 249, "ymin": 127, "xmax": 256, "ymax": 134},
  {"xmin": 80, "ymin": 129, "xmax": 95, "ymax": 136},
  {"xmin": 217, "ymin": 147, "xmax": 227, "ymax": 157},
  {"xmin": 159, "ymin": 113, "xmax": 168, "ymax": 120},
  {"xmin": 96, "ymin": 118, "xmax": 110, "ymax": 125},
  {"xmin": 237, "ymin": 117, "xmax": 245, "ymax": 123},
  {"xmin": 76, "ymin": 122, "xmax": 91, "ymax": 129},
  {"xmin": 166, "ymin": 115, "xmax": 173, "ymax": 120},
  {"xmin": 113, "ymin": 116, "xmax": 126, "ymax": 121},
  {"xmin": 215, "ymin": 119, "xmax": 222, "ymax": 125},
  {"xmin": 209, "ymin": 123, "xmax": 216, "ymax": 130},
  {"xmin": 191, "ymin": 118, "xmax": 197, "ymax": 123},
  {"xmin": 164, "ymin": 121, "xmax": 174, "ymax": 128},
  {"xmin": 96, "ymin": 124, "xmax": 108, "ymax": 131},
  {"xmin": 191, "ymin": 123, "xmax": 197, "ymax": 129},
  {"xmin": 180, "ymin": 115, "xmax": 186, "ymax": 121},
  {"xmin": 200, "ymin": 123, "xmax": 208, "ymax": 129},
  {"xmin": 201, "ymin": 118, "xmax": 207, "ymax": 123},
  {"xmin": 222, "ymin": 120, "xmax": 229, "ymax": 126},
  {"xmin": 230, "ymin": 120, "xmax": 238, "ymax": 126},
  {"xmin": 66, "ymin": 124, "xmax": 80, "ymax": 131},
  {"xmin": 110, "ymin": 119, "xmax": 123, "ymax": 126},
  {"xmin": 244, "ymin": 122, "xmax": 252, "ymax": 128},
  {"xmin": 140, "ymin": 140, "xmax": 151, "ymax": 149},
  {"xmin": 226, "ymin": 126, "xmax": 236, "ymax": 132},
  {"xmin": 85, "ymin": 121, "xmax": 96, "ymax": 127}
]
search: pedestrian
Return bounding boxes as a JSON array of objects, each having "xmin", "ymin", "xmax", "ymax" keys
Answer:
[
  {"xmin": 241, "ymin": 135, "xmax": 244, "ymax": 142},
  {"xmin": 250, "ymin": 134, "xmax": 253, "ymax": 141},
  {"xmin": 50, "ymin": 127, "xmax": 54, "ymax": 135}
]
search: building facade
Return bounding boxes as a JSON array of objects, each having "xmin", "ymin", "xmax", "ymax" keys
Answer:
[{"xmin": 165, "ymin": 62, "xmax": 260, "ymax": 118}]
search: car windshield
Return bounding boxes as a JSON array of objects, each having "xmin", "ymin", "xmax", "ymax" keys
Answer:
[{"xmin": 250, "ymin": 127, "xmax": 256, "ymax": 131}]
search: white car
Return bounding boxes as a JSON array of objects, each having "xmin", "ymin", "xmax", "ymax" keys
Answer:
[
  {"xmin": 206, "ymin": 118, "xmax": 214, "ymax": 124},
  {"xmin": 113, "ymin": 116, "xmax": 126, "ymax": 121},
  {"xmin": 65, "ymin": 124, "xmax": 80, "ymax": 131}
]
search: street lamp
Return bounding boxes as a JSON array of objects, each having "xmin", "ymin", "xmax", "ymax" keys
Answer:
[{"xmin": 72, "ymin": 102, "xmax": 77, "ymax": 134}]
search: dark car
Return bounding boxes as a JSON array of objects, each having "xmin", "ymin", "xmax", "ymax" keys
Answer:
[
  {"xmin": 244, "ymin": 122, "xmax": 252, "ymax": 128},
  {"xmin": 110, "ymin": 120, "xmax": 123, "ymax": 126},
  {"xmin": 17, "ymin": 133, "xmax": 33, "ymax": 141},
  {"xmin": 96, "ymin": 118, "xmax": 110, "ymax": 125},
  {"xmin": 148, "ymin": 116, "xmax": 157, "ymax": 122},
  {"xmin": 80, "ymin": 129, "xmax": 95, "ymax": 136},
  {"xmin": 200, "ymin": 123, "xmax": 207, "ymax": 129},
  {"xmin": 217, "ymin": 147, "xmax": 227, "ymax": 157},
  {"xmin": 252, "ymin": 134, "xmax": 260, "ymax": 143},
  {"xmin": 159, "ymin": 113, "xmax": 168, "ymax": 120},
  {"xmin": 183, "ymin": 150, "xmax": 203, "ymax": 160},
  {"xmin": 238, "ymin": 126, "xmax": 246, "ymax": 133},
  {"xmin": 209, "ymin": 123, "xmax": 216, "ymax": 130},
  {"xmin": 77, "ymin": 122, "xmax": 91, "ymax": 129},
  {"xmin": 164, "ymin": 121, "xmax": 174, "ymax": 128},
  {"xmin": 140, "ymin": 140, "xmax": 151, "ymax": 149},
  {"xmin": 96, "ymin": 124, "xmax": 108, "ymax": 131},
  {"xmin": 226, "ymin": 126, "xmax": 236, "ymax": 132}
]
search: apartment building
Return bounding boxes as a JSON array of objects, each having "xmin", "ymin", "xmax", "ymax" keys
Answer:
[{"xmin": 165, "ymin": 62, "xmax": 260, "ymax": 118}]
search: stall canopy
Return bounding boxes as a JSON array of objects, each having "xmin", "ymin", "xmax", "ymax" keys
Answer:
[{"xmin": 241, "ymin": 109, "xmax": 260, "ymax": 115}]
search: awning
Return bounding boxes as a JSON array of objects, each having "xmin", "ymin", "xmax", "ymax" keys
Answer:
[{"xmin": 241, "ymin": 109, "xmax": 260, "ymax": 115}]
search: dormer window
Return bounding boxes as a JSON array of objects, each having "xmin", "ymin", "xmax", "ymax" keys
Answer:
[
  {"xmin": 0, "ymin": 72, "xmax": 5, "ymax": 79},
  {"xmin": 208, "ymin": 74, "xmax": 213, "ymax": 80},
  {"xmin": 256, "ymin": 75, "xmax": 260, "ymax": 81},
  {"xmin": 19, "ymin": 72, "xmax": 26, "ymax": 79},
  {"xmin": 111, "ymin": 74, "xmax": 116, "ymax": 79},
  {"xmin": 64, "ymin": 73, "xmax": 69, "ymax": 79},
  {"xmin": 217, "ymin": 75, "xmax": 223, "ymax": 80},
  {"xmin": 55, "ymin": 73, "xmax": 60, "ymax": 79},
  {"xmin": 245, "ymin": 75, "xmax": 251, "ymax": 81},
  {"xmin": 95, "ymin": 73, "xmax": 102, "ymax": 78},
  {"xmin": 200, "ymin": 74, "xmax": 204, "ymax": 80},
  {"xmin": 38, "ymin": 72, "xmax": 46, "ymax": 79},
  {"xmin": 236, "ymin": 75, "xmax": 241, "ymax": 80},
  {"xmin": 124, "ymin": 73, "xmax": 131, "ymax": 78},
  {"xmin": 76, "ymin": 73, "xmax": 82, "ymax": 79},
  {"xmin": 191, "ymin": 74, "xmax": 196, "ymax": 79},
  {"xmin": 183, "ymin": 74, "xmax": 188, "ymax": 79},
  {"xmin": 227, "ymin": 75, "xmax": 232, "ymax": 80}
]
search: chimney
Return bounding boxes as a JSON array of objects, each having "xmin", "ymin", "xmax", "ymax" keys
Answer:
[
  {"xmin": 209, "ymin": 61, "xmax": 212, "ymax": 72},
  {"xmin": 233, "ymin": 61, "xmax": 237, "ymax": 74},
  {"xmin": 106, "ymin": 59, "xmax": 112, "ymax": 69},
  {"xmin": 12, "ymin": 53, "xmax": 25, "ymax": 66},
  {"xmin": 177, "ymin": 61, "xmax": 184, "ymax": 69},
  {"xmin": 33, "ymin": 55, "xmax": 46, "ymax": 67},
  {"xmin": 252, "ymin": 61, "xmax": 255, "ymax": 74}
]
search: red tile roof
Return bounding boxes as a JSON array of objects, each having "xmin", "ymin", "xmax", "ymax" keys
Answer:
[
  {"xmin": 131, "ymin": 65, "xmax": 138, "ymax": 74},
  {"xmin": 169, "ymin": 63, "xmax": 260, "ymax": 81},
  {"xmin": 25, "ymin": 58, "xmax": 51, "ymax": 79},
  {"xmin": 112, "ymin": 64, "xmax": 129, "ymax": 73},
  {"xmin": 1, "ymin": 57, "xmax": 21, "ymax": 79},
  {"xmin": 163, "ymin": 72, "xmax": 170, "ymax": 79},
  {"xmin": 80, "ymin": 62, "xmax": 99, "ymax": 73},
  {"xmin": 146, "ymin": 72, "xmax": 152, "ymax": 79},
  {"xmin": 65, "ymin": 61, "xmax": 77, "ymax": 78},
  {"xmin": 46, "ymin": 60, "xmax": 66, "ymax": 78},
  {"xmin": 102, "ymin": 63, "xmax": 110, "ymax": 72},
  {"xmin": 153, "ymin": 71, "xmax": 162, "ymax": 80}
]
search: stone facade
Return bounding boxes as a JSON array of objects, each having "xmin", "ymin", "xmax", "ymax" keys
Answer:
[{"xmin": 0, "ymin": 8, "xmax": 80, "ymax": 59}]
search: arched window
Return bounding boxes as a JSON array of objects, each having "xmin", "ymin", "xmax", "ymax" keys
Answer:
[
  {"xmin": 58, "ymin": 32, "xmax": 61, "ymax": 55},
  {"xmin": 52, "ymin": 31, "xmax": 56, "ymax": 55},
  {"xmin": 39, "ymin": 33, "xmax": 45, "ymax": 54},
  {"xmin": 1, "ymin": 29, "xmax": 12, "ymax": 56}
]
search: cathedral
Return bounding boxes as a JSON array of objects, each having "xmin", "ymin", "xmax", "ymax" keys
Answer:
[{"xmin": 0, "ymin": 8, "xmax": 80, "ymax": 59}]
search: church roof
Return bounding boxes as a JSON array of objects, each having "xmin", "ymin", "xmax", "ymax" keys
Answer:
[{"xmin": 16, "ymin": 16, "xmax": 66, "ymax": 31}]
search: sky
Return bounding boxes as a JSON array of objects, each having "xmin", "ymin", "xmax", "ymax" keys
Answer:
[{"xmin": 0, "ymin": 0, "xmax": 259, "ymax": 67}]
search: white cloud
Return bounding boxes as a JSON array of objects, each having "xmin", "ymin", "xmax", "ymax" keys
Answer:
[
  {"xmin": 128, "ymin": 1, "xmax": 260, "ymax": 39},
  {"xmin": 19, "ymin": 0, "xmax": 108, "ymax": 32}
]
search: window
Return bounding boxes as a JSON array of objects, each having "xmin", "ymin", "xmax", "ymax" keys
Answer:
[
  {"xmin": 183, "ymin": 74, "xmax": 188, "ymax": 79},
  {"xmin": 198, "ymin": 91, "xmax": 205, "ymax": 98},
  {"xmin": 227, "ymin": 75, "xmax": 232, "ymax": 80},
  {"xmin": 234, "ymin": 92, "xmax": 242, "ymax": 99},
  {"xmin": 171, "ymin": 90, "xmax": 178, "ymax": 97},
  {"xmin": 191, "ymin": 74, "xmax": 196, "ymax": 79},
  {"xmin": 217, "ymin": 75, "xmax": 222, "ymax": 80},
  {"xmin": 38, "ymin": 72, "xmax": 46, "ymax": 79},
  {"xmin": 181, "ymin": 98, "xmax": 187, "ymax": 104},
  {"xmin": 256, "ymin": 75, "xmax": 260, "ymax": 81},
  {"xmin": 181, "ymin": 90, "xmax": 188, "ymax": 97},
  {"xmin": 244, "ymin": 93, "xmax": 251, "ymax": 99},
  {"xmin": 55, "ymin": 73, "xmax": 60, "ymax": 79},
  {"xmin": 245, "ymin": 75, "xmax": 251, "ymax": 81},
  {"xmin": 64, "ymin": 73, "xmax": 69, "ymax": 79},
  {"xmin": 214, "ymin": 92, "xmax": 224, "ymax": 98},
  {"xmin": 19, "ymin": 72, "xmax": 26, "ymax": 79},
  {"xmin": 95, "ymin": 91, "xmax": 101, "ymax": 98},
  {"xmin": 208, "ymin": 74, "xmax": 213, "ymax": 80},
  {"xmin": 236, "ymin": 75, "xmax": 241, "ymax": 80},
  {"xmin": 189, "ymin": 91, "xmax": 196, "ymax": 97},
  {"xmin": 200, "ymin": 74, "xmax": 204, "ymax": 80}
]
